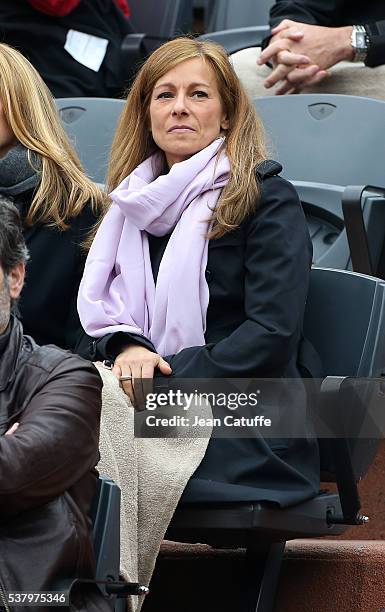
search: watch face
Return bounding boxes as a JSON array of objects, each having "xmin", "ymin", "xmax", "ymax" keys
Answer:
[{"xmin": 356, "ymin": 32, "xmax": 367, "ymax": 49}]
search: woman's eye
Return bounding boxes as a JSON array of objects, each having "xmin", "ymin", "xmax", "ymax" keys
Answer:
[
  {"xmin": 157, "ymin": 92, "xmax": 174, "ymax": 99},
  {"xmin": 192, "ymin": 90, "xmax": 208, "ymax": 98}
]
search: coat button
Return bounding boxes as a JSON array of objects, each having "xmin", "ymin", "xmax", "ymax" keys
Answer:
[{"xmin": 205, "ymin": 269, "xmax": 212, "ymax": 281}]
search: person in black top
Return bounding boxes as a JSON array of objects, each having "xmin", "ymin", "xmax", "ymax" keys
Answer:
[
  {"xmin": 77, "ymin": 38, "xmax": 320, "ymax": 508},
  {"xmin": 0, "ymin": 0, "xmax": 133, "ymax": 98},
  {"xmin": 0, "ymin": 44, "xmax": 106, "ymax": 350}
]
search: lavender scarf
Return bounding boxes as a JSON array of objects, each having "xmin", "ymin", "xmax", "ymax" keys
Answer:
[{"xmin": 78, "ymin": 138, "xmax": 230, "ymax": 356}]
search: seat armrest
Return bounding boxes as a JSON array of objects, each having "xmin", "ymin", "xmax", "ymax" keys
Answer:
[
  {"xmin": 342, "ymin": 184, "xmax": 385, "ymax": 275},
  {"xmin": 316, "ymin": 375, "xmax": 383, "ymax": 525},
  {"xmin": 199, "ymin": 26, "xmax": 270, "ymax": 54},
  {"xmin": 121, "ymin": 33, "xmax": 147, "ymax": 75}
]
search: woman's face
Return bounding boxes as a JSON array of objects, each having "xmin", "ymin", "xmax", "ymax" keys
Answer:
[
  {"xmin": 149, "ymin": 57, "xmax": 229, "ymax": 168},
  {"xmin": 0, "ymin": 100, "xmax": 16, "ymax": 158}
]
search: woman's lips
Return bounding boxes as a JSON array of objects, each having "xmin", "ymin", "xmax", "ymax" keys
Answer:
[{"xmin": 168, "ymin": 126, "xmax": 195, "ymax": 133}]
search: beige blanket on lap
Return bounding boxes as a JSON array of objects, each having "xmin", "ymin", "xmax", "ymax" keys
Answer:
[
  {"xmin": 95, "ymin": 363, "xmax": 211, "ymax": 611},
  {"xmin": 231, "ymin": 47, "xmax": 385, "ymax": 101}
]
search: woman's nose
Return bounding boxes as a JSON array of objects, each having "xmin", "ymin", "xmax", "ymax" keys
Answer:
[{"xmin": 171, "ymin": 93, "xmax": 189, "ymax": 115}]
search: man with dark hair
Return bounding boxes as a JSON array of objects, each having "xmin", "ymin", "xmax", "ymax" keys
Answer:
[{"xmin": 0, "ymin": 196, "xmax": 109, "ymax": 610}]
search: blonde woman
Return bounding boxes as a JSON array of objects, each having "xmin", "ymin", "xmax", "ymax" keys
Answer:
[
  {"xmin": 0, "ymin": 43, "xmax": 106, "ymax": 350},
  {"xmin": 78, "ymin": 38, "xmax": 320, "ymax": 507}
]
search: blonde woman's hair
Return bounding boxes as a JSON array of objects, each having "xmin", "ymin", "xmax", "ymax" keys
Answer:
[
  {"xmin": 107, "ymin": 36, "xmax": 268, "ymax": 237},
  {"xmin": 0, "ymin": 43, "xmax": 106, "ymax": 229}
]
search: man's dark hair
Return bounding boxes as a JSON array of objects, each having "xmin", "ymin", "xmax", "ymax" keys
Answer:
[{"xmin": 0, "ymin": 196, "xmax": 29, "ymax": 273}]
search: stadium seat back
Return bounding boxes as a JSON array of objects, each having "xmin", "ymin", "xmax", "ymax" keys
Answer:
[
  {"xmin": 208, "ymin": 0, "xmax": 273, "ymax": 30},
  {"xmin": 305, "ymin": 267, "xmax": 385, "ymax": 378},
  {"xmin": 128, "ymin": 0, "xmax": 193, "ymax": 38},
  {"xmin": 254, "ymin": 94, "xmax": 385, "ymax": 187},
  {"xmin": 56, "ymin": 97, "xmax": 125, "ymax": 184},
  {"xmin": 306, "ymin": 268, "xmax": 385, "ymax": 480},
  {"xmin": 198, "ymin": 25, "xmax": 270, "ymax": 52},
  {"xmin": 293, "ymin": 182, "xmax": 385, "ymax": 273}
]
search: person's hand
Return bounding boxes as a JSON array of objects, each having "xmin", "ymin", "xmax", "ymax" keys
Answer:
[
  {"xmin": 112, "ymin": 345, "xmax": 172, "ymax": 409},
  {"xmin": 5, "ymin": 422, "xmax": 19, "ymax": 435},
  {"xmin": 258, "ymin": 20, "xmax": 354, "ymax": 94}
]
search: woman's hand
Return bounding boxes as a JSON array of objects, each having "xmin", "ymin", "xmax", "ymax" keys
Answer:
[{"xmin": 112, "ymin": 345, "xmax": 172, "ymax": 409}]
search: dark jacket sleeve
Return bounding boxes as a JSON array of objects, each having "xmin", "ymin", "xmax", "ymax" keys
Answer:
[
  {"xmin": 75, "ymin": 330, "xmax": 156, "ymax": 361},
  {"xmin": 269, "ymin": 0, "xmax": 348, "ymax": 28},
  {"xmin": 366, "ymin": 20, "xmax": 385, "ymax": 67},
  {"xmin": 0, "ymin": 356, "xmax": 102, "ymax": 518},
  {"xmin": 162, "ymin": 177, "xmax": 312, "ymax": 378}
]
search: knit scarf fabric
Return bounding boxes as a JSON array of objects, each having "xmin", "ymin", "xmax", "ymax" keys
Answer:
[
  {"xmin": 0, "ymin": 144, "xmax": 41, "ymax": 198},
  {"xmin": 78, "ymin": 138, "xmax": 230, "ymax": 356}
]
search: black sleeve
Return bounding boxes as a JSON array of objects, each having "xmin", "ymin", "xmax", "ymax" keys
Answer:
[
  {"xmin": 75, "ymin": 330, "xmax": 156, "ymax": 361},
  {"xmin": 95, "ymin": 331, "xmax": 156, "ymax": 360},
  {"xmin": 161, "ymin": 177, "xmax": 312, "ymax": 378},
  {"xmin": 366, "ymin": 20, "xmax": 385, "ymax": 67},
  {"xmin": 269, "ymin": 0, "xmax": 347, "ymax": 29}
]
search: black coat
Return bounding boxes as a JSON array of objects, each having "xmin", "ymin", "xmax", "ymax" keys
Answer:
[
  {"xmin": 0, "ymin": 0, "xmax": 132, "ymax": 97},
  {"xmin": 20, "ymin": 206, "xmax": 98, "ymax": 350},
  {"xmin": 269, "ymin": 0, "xmax": 385, "ymax": 67},
  {"xmin": 78, "ymin": 162, "xmax": 320, "ymax": 507}
]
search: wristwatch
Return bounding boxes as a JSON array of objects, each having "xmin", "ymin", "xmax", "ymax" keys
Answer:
[{"xmin": 351, "ymin": 25, "xmax": 370, "ymax": 63}]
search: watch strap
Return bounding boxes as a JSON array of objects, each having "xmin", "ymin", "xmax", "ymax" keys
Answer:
[{"xmin": 351, "ymin": 25, "xmax": 369, "ymax": 63}]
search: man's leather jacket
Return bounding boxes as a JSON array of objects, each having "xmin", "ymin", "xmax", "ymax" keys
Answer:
[{"xmin": 0, "ymin": 316, "xmax": 109, "ymax": 611}]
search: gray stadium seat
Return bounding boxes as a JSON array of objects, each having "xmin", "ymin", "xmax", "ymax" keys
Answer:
[
  {"xmin": 56, "ymin": 97, "xmax": 125, "ymax": 184},
  {"xmin": 166, "ymin": 267, "xmax": 385, "ymax": 612},
  {"xmin": 208, "ymin": 0, "xmax": 273, "ymax": 31},
  {"xmin": 252, "ymin": 95, "xmax": 385, "ymax": 276},
  {"xmin": 121, "ymin": 0, "xmax": 193, "ymax": 66},
  {"xmin": 91, "ymin": 476, "xmax": 149, "ymax": 608},
  {"xmin": 91, "ymin": 475, "xmax": 121, "ymax": 602},
  {"xmin": 199, "ymin": 25, "xmax": 270, "ymax": 53},
  {"xmin": 53, "ymin": 475, "xmax": 148, "ymax": 608},
  {"xmin": 253, "ymin": 94, "xmax": 385, "ymax": 187},
  {"xmin": 293, "ymin": 182, "xmax": 385, "ymax": 275},
  {"xmin": 56, "ymin": 95, "xmax": 385, "ymax": 277},
  {"xmin": 129, "ymin": 0, "xmax": 193, "ymax": 38}
]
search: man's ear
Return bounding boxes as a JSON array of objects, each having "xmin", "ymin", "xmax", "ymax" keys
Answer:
[{"xmin": 8, "ymin": 262, "xmax": 25, "ymax": 300}]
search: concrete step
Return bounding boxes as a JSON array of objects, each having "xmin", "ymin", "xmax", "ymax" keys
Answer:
[{"xmin": 276, "ymin": 539, "xmax": 385, "ymax": 612}]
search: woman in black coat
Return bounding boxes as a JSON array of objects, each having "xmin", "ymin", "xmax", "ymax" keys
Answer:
[
  {"xmin": 78, "ymin": 37, "xmax": 320, "ymax": 507},
  {"xmin": 0, "ymin": 43, "xmax": 106, "ymax": 350}
]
